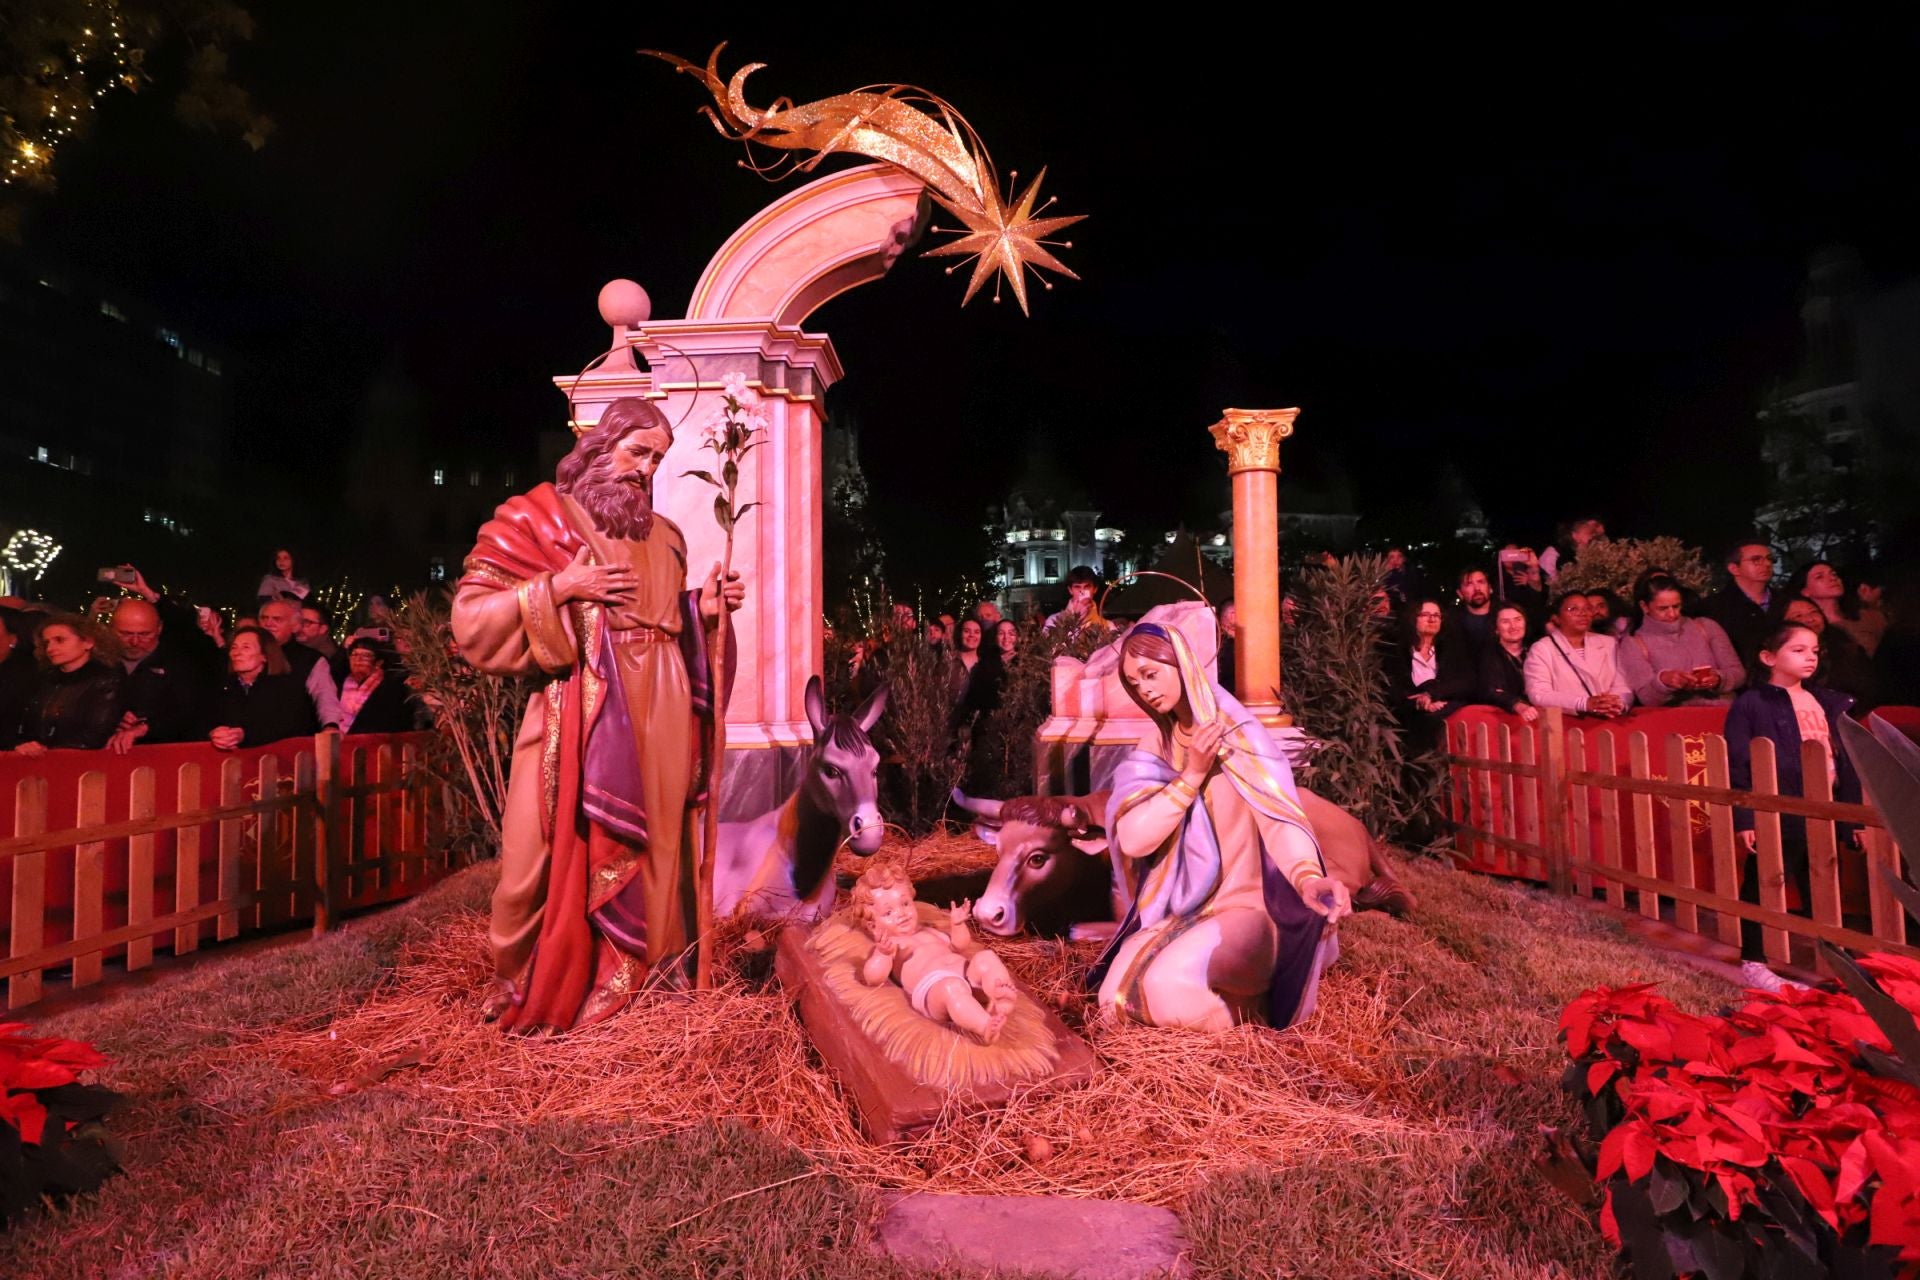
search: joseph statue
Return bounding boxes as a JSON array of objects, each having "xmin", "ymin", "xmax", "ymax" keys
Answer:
[{"xmin": 453, "ymin": 398, "xmax": 742, "ymax": 1033}]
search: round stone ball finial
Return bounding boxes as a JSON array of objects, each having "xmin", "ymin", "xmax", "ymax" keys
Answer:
[{"xmin": 597, "ymin": 279, "xmax": 652, "ymax": 329}]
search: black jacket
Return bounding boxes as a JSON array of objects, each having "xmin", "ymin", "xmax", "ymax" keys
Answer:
[
  {"xmin": 16, "ymin": 661, "xmax": 125, "ymax": 750},
  {"xmin": 1700, "ymin": 586, "xmax": 1773, "ymax": 663},
  {"xmin": 1478, "ymin": 645, "xmax": 1531, "ymax": 713},
  {"xmin": 1725, "ymin": 683, "xmax": 1861, "ymax": 843},
  {"xmin": 120, "ymin": 654, "xmax": 207, "ymax": 744},
  {"xmin": 1385, "ymin": 638, "xmax": 1478, "ymax": 710},
  {"xmin": 342, "ymin": 674, "xmax": 416, "ymax": 735},
  {"xmin": 0, "ymin": 648, "xmax": 36, "ymax": 749},
  {"xmin": 213, "ymin": 672, "xmax": 319, "ymax": 747}
]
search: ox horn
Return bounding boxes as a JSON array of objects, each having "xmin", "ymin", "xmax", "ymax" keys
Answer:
[{"xmin": 949, "ymin": 788, "xmax": 1005, "ymax": 821}]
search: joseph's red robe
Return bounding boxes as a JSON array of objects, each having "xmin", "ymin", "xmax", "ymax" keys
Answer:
[{"xmin": 452, "ymin": 483, "xmax": 723, "ymax": 1032}]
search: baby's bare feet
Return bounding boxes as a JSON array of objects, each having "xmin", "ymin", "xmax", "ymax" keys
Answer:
[{"xmin": 980, "ymin": 1008, "xmax": 1008, "ymax": 1044}]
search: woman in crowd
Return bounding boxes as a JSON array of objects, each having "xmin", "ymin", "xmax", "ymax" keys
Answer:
[
  {"xmin": 1778, "ymin": 594, "xmax": 1878, "ymax": 707},
  {"xmin": 9, "ymin": 614, "xmax": 124, "ymax": 756},
  {"xmin": 1386, "ymin": 598, "xmax": 1476, "ymax": 754},
  {"xmin": 948, "ymin": 616, "xmax": 984, "ymax": 706},
  {"xmin": 1617, "ymin": 574, "xmax": 1743, "ymax": 707},
  {"xmin": 209, "ymin": 626, "xmax": 319, "ymax": 749},
  {"xmin": 1724, "ymin": 621, "xmax": 1863, "ymax": 974},
  {"xmin": 337, "ymin": 641, "xmax": 415, "ymax": 734},
  {"xmin": 1523, "ymin": 592, "xmax": 1633, "ymax": 717},
  {"xmin": 256, "ymin": 548, "xmax": 310, "ymax": 604},
  {"xmin": 1477, "ymin": 603, "xmax": 1539, "ymax": 722},
  {"xmin": 1836, "ymin": 574, "xmax": 1888, "ymax": 657}
]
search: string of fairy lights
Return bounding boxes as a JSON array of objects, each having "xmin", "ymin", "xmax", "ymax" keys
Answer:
[{"xmin": 3, "ymin": 0, "xmax": 143, "ymax": 188}]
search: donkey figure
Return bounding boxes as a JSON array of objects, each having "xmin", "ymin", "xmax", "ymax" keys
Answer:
[{"xmin": 712, "ymin": 675, "xmax": 887, "ymax": 924}]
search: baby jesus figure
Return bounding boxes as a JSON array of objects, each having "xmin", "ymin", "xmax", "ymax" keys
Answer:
[{"xmin": 851, "ymin": 863, "xmax": 1018, "ymax": 1044}]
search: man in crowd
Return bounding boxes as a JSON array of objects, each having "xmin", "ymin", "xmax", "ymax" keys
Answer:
[
  {"xmin": 107, "ymin": 599, "xmax": 206, "ymax": 751},
  {"xmin": 1383, "ymin": 547, "xmax": 1413, "ymax": 608},
  {"xmin": 1449, "ymin": 567, "xmax": 1496, "ymax": 659},
  {"xmin": 1701, "ymin": 537, "xmax": 1776, "ymax": 662},
  {"xmin": 974, "ymin": 599, "xmax": 1003, "ymax": 630},
  {"xmin": 1043, "ymin": 566, "xmax": 1111, "ymax": 643},
  {"xmin": 298, "ymin": 603, "xmax": 344, "ymax": 679},
  {"xmin": 257, "ymin": 599, "xmax": 344, "ymax": 730}
]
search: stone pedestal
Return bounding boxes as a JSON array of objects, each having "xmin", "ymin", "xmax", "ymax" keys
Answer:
[{"xmin": 1208, "ymin": 408, "xmax": 1299, "ymax": 728}]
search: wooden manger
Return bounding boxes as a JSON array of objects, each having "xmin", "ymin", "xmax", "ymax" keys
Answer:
[{"xmin": 774, "ymin": 905, "xmax": 1097, "ymax": 1142}]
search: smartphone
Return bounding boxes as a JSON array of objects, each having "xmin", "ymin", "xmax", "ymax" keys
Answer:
[
  {"xmin": 1692, "ymin": 665, "xmax": 1715, "ymax": 680},
  {"xmin": 1497, "ymin": 549, "xmax": 1530, "ymax": 564},
  {"xmin": 96, "ymin": 566, "xmax": 138, "ymax": 585}
]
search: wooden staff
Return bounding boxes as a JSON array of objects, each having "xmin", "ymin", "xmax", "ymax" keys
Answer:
[{"xmin": 696, "ymin": 527, "xmax": 734, "ymax": 991}]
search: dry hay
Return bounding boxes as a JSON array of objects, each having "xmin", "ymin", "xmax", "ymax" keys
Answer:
[
  {"xmin": 241, "ymin": 842, "xmax": 1471, "ymax": 1210},
  {"xmin": 837, "ymin": 823, "xmax": 997, "ymax": 886},
  {"xmin": 806, "ymin": 902, "xmax": 1059, "ymax": 1092}
]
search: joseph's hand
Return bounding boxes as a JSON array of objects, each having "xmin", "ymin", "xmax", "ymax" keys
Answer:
[
  {"xmin": 699, "ymin": 563, "xmax": 745, "ymax": 622},
  {"xmin": 552, "ymin": 545, "xmax": 638, "ymax": 606}
]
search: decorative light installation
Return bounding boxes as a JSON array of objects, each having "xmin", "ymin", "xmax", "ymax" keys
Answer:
[{"xmin": 3, "ymin": 529, "xmax": 63, "ymax": 581}]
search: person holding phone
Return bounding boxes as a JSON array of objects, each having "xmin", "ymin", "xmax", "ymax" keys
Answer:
[{"xmin": 1617, "ymin": 575, "xmax": 1743, "ymax": 707}]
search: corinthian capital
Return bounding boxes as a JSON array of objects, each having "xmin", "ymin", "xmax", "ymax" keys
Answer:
[{"xmin": 1208, "ymin": 408, "xmax": 1299, "ymax": 475}]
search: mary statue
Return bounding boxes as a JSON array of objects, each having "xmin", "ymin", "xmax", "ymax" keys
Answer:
[{"xmin": 1091, "ymin": 622, "xmax": 1350, "ymax": 1031}]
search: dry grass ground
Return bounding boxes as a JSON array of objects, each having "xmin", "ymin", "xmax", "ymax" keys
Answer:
[{"xmin": 0, "ymin": 834, "xmax": 1734, "ymax": 1280}]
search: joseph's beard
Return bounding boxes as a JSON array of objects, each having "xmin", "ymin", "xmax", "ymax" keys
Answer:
[{"xmin": 568, "ymin": 470, "xmax": 655, "ymax": 542}]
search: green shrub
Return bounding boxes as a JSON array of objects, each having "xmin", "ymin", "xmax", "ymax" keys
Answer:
[{"xmin": 1287, "ymin": 555, "xmax": 1443, "ymax": 848}]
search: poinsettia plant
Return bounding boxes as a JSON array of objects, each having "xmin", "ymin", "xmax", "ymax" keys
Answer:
[
  {"xmin": 1, "ymin": 1023, "xmax": 122, "ymax": 1228},
  {"xmin": 1562, "ymin": 974, "xmax": 1920, "ymax": 1279}
]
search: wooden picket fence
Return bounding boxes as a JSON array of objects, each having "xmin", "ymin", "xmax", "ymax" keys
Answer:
[
  {"xmin": 1447, "ymin": 706, "xmax": 1912, "ymax": 966},
  {"xmin": 1, "ymin": 731, "xmax": 461, "ymax": 1010}
]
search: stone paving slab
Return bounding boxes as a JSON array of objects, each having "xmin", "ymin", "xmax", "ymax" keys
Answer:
[{"xmin": 875, "ymin": 1193, "xmax": 1191, "ymax": 1279}]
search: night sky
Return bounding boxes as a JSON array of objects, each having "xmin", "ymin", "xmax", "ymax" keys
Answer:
[{"xmin": 25, "ymin": 12, "xmax": 1920, "ymax": 586}]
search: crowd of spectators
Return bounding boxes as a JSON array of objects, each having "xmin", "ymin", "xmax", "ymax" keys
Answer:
[
  {"xmin": 2, "ymin": 548, "xmax": 421, "ymax": 759},
  {"xmin": 1378, "ymin": 532, "xmax": 1913, "ymax": 744}
]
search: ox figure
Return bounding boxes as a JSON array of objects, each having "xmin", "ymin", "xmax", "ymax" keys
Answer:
[
  {"xmin": 953, "ymin": 786, "xmax": 1412, "ymax": 940},
  {"xmin": 713, "ymin": 676, "xmax": 885, "ymax": 923}
]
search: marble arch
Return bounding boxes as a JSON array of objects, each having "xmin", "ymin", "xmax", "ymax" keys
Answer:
[{"xmin": 557, "ymin": 163, "xmax": 929, "ymax": 807}]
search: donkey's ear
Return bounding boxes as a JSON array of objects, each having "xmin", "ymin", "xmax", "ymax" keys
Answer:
[
  {"xmin": 854, "ymin": 682, "xmax": 888, "ymax": 733},
  {"xmin": 805, "ymin": 675, "xmax": 827, "ymax": 740}
]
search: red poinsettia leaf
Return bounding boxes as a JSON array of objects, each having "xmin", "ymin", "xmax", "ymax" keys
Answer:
[
  {"xmin": 1600, "ymin": 1186, "xmax": 1621, "ymax": 1247},
  {"xmin": 1598, "ymin": 1125, "xmax": 1630, "ymax": 1180},
  {"xmin": 0, "ymin": 1089, "xmax": 48, "ymax": 1145},
  {"xmin": 1779, "ymin": 1157, "xmax": 1839, "ymax": 1230},
  {"xmin": 1838, "ymin": 1136, "xmax": 1875, "ymax": 1204},
  {"xmin": 1618, "ymin": 1018, "xmax": 1676, "ymax": 1062},
  {"xmin": 1867, "ymin": 1179, "xmax": 1920, "ymax": 1257},
  {"xmin": 1, "ymin": 1059, "xmax": 79, "ymax": 1090},
  {"xmin": 1665, "ymin": 1016, "xmax": 1716, "ymax": 1063},
  {"xmin": 1863, "ymin": 1132, "xmax": 1920, "ymax": 1206},
  {"xmin": 1587, "ymin": 1060, "xmax": 1620, "ymax": 1095}
]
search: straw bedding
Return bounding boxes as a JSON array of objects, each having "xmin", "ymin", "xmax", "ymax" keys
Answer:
[{"xmin": 242, "ymin": 831, "xmax": 1504, "ymax": 1207}]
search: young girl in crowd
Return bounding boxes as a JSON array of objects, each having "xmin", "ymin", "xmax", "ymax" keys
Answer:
[{"xmin": 1724, "ymin": 621, "xmax": 1863, "ymax": 978}]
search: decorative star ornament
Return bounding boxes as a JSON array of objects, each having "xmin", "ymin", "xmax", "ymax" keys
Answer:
[
  {"xmin": 922, "ymin": 168, "xmax": 1086, "ymax": 314},
  {"xmin": 643, "ymin": 45, "xmax": 1086, "ymax": 313}
]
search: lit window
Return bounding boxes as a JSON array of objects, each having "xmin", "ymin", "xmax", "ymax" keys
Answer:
[
  {"xmin": 1044, "ymin": 556, "xmax": 1061, "ymax": 581},
  {"xmin": 428, "ymin": 557, "xmax": 447, "ymax": 583},
  {"xmin": 467, "ymin": 468, "xmax": 480, "ymax": 487},
  {"xmin": 188, "ymin": 349, "xmax": 204, "ymax": 368},
  {"xmin": 156, "ymin": 327, "xmax": 181, "ymax": 350},
  {"xmin": 432, "ymin": 468, "xmax": 445, "ymax": 486},
  {"xmin": 99, "ymin": 300, "xmax": 126, "ymax": 322},
  {"xmin": 35, "ymin": 446, "xmax": 48, "ymax": 463},
  {"xmin": 206, "ymin": 357, "xmax": 222, "ymax": 377},
  {"xmin": 503, "ymin": 469, "xmax": 515, "ymax": 488},
  {"xmin": 144, "ymin": 508, "xmax": 155, "ymax": 523}
]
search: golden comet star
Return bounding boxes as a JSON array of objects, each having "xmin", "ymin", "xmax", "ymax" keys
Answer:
[
  {"xmin": 643, "ymin": 45, "xmax": 1086, "ymax": 313},
  {"xmin": 922, "ymin": 167, "xmax": 1086, "ymax": 315}
]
